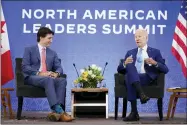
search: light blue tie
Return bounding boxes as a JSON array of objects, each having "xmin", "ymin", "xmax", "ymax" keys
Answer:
[{"xmin": 136, "ymin": 48, "xmax": 143, "ymax": 73}]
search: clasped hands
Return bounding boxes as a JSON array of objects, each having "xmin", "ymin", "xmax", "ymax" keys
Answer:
[
  {"xmin": 124, "ymin": 55, "xmax": 157, "ymax": 66},
  {"xmin": 38, "ymin": 71, "xmax": 59, "ymax": 78}
]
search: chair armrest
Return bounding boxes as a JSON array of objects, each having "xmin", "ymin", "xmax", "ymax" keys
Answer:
[
  {"xmin": 15, "ymin": 72, "xmax": 25, "ymax": 87},
  {"xmin": 114, "ymin": 73, "xmax": 126, "ymax": 86},
  {"xmin": 114, "ymin": 73, "xmax": 127, "ymax": 97},
  {"xmin": 156, "ymin": 73, "xmax": 165, "ymax": 88}
]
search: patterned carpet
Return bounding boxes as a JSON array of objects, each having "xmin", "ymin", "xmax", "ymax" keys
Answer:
[{"xmin": 1, "ymin": 112, "xmax": 187, "ymax": 124}]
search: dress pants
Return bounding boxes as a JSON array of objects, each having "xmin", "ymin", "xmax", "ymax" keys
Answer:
[
  {"xmin": 125, "ymin": 63, "xmax": 152, "ymax": 100},
  {"xmin": 26, "ymin": 76, "xmax": 67, "ymax": 107}
]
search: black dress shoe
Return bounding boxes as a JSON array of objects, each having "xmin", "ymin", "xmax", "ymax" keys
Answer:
[
  {"xmin": 140, "ymin": 93, "xmax": 150, "ymax": 104},
  {"xmin": 123, "ymin": 112, "xmax": 139, "ymax": 121}
]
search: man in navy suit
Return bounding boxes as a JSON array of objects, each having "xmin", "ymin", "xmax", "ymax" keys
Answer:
[
  {"xmin": 22, "ymin": 27, "xmax": 73, "ymax": 122},
  {"xmin": 117, "ymin": 29, "xmax": 169, "ymax": 121}
]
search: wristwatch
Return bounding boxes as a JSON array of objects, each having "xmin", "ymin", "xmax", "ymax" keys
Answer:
[
  {"xmin": 55, "ymin": 72, "xmax": 60, "ymax": 77},
  {"xmin": 155, "ymin": 63, "xmax": 159, "ymax": 68}
]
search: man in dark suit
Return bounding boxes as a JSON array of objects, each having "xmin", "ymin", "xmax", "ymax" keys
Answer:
[
  {"xmin": 22, "ymin": 27, "xmax": 73, "ymax": 122},
  {"xmin": 117, "ymin": 29, "xmax": 169, "ymax": 121}
]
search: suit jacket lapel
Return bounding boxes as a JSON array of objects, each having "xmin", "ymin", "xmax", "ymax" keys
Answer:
[
  {"xmin": 35, "ymin": 45, "xmax": 41, "ymax": 61},
  {"xmin": 133, "ymin": 48, "xmax": 138, "ymax": 65},
  {"xmin": 147, "ymin": 46, "xmax": 152, "ymax": 58}
]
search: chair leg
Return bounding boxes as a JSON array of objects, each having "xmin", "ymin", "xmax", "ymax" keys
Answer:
[
  {"xmin": 171, "ymin": 96, "xmax": 178, "ymax": 118},
  {"xmin": 115, "ymin": 97, "xmax": 119, "ymax": 120},
  {"xmin": 6, "ymin": 91, "xmax": 13, "ymax": 119},
  {"xmin": 166, "ymin": 94, "xmax": 175, "ymax": 120},
  {"xmin": 157, "ymin": 98, "xmax": 163, "ymax": 121},
  {"xmin": 122, "ymin": 98, "xmax": 127, "ymax": 118},
  {"xmin": 1, "ymin": 94, "xmax": 7, "ymax": 118},
  {"xmin": 17, "ymin": 96, "xmax": 23, "ymax": 120}
]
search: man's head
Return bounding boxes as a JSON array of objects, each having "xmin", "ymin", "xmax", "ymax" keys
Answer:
[
  {"xmin": 37, "ymin": 27, "xmax": 54, "ymax": 47},
  {"xmin": 134, "ymin": 29, "xmax": 148, "ymax": 48}
]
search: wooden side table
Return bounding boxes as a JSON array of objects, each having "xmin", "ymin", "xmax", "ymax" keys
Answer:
[
  {"xmin": 1, "ymin": 88, "xmax": 14, "ymax": 119},
  {"xmin": 166, "ymin": 88, "xmax": 187, "ymax": 120},
  {"xmin": 71, "ymin": 88, "xmax": 108, "ymax": 119}
]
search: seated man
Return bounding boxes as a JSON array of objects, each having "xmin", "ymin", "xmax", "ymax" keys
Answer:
[
  {"xmin": 117, "ymin": 29, "xmax": 169, "ymax": 121},
  {"xmin": 22, "ymin": 27, "xmax": 73, "ymax": 122}
]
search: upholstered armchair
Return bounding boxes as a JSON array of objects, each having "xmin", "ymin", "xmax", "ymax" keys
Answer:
[
  {"xmin": 15, "ymin": 58, "xmax": 67, "ymax": 120},
  {"xmin": 114, "ymin": 59, "xmax": 165, "ymax": 121}
]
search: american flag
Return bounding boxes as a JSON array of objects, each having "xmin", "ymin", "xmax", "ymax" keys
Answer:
[{"xmin": 171, "ymin": 0, "xmax": 187, "ymax": 78}]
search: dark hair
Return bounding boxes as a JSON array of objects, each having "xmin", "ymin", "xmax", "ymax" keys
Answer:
[{"xmin": 37, "ymin": 27, "xmax": 54, "ymax": 42}]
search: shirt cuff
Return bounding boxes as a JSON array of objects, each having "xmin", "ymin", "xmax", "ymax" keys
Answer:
[
  {"xmin": 123, "ymin": 63, "xmax": 126, "ymax": 68},
  {"xmin": 36, "ymin": 71, "xmax": 40, "ymax": 75}
]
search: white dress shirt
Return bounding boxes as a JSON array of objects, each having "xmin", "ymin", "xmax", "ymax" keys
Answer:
[
  {"xmin": 135, "ymin": 44, "xmax": 149, "ymax": 73},
  {"xmin": 38, "ymin": 44, "xmax": 46, "ymax": 72}
]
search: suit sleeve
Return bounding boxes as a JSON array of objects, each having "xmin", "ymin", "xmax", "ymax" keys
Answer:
[
  {"xmin": 155, "ymin": 50, "xmax": 169, "ymax": 74},
  {"xmin": 117, "ymin": 51, "xmax": 130, "ymax": 74},
  {"xmin": 53, "ymin": 52, "xmax": 63, "ymax": 76},
  {"xmin": 22, "ymin": 47, "xmax": 38, "ymax": 75}
]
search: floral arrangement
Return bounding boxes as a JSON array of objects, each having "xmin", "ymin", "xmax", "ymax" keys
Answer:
[{"xmin": 74, "ymin": 64, "xmax": 104, "ymax": 88}]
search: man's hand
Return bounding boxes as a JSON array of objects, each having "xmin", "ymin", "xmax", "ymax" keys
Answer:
[
  {"xmin": 144, "ymin": 58, "xmax": 157, "ymax": 65},
  {"xmin": 49, "ymin": 72, "xmax": 59, "ymax": 78},
  {"xmin": 38, "ymin": 71, "xmax": 52, "ymax": 77},
  {"xmin": 38, "ymin": 71, "xmax": 59, "ymax": 78},
  {"xmin": 124, "ymin": 55, "xmax": 133, "ymax": 65}
]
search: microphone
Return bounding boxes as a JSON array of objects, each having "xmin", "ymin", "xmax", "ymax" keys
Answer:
[
  {"xmin": 102, "ymin": 62, "xmax": 108, "ymax": 76},
  {"xmin": 73, "ymin": 63, "xmax": 79, "ymax": 77}
]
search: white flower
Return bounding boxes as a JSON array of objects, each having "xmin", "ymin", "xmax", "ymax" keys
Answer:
[
  {"xmin": 98, "ymin": 67, "xmax": 102, "ymax": 71},
  {"xmin": 80, "ymin": 69, "xmax": 85, "ymax": 74},
  {"xmin": 91, "ymin": 64, "xmax": 97, "ymax": 69},
  {"xmin": 91, "ymin": 74, "xmax": 96, "ymax": 78},
  {"xmin": 88, "ymin": 70, "xmax": 93, "ymax": 75}
]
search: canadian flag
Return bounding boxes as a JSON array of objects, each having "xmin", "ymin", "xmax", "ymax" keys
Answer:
[{"xmin": 1, "ymin": 6, "xmax": 14, "ymax": 85}]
